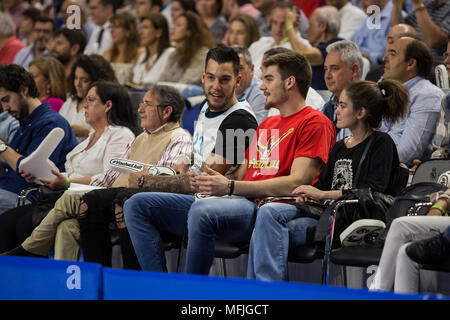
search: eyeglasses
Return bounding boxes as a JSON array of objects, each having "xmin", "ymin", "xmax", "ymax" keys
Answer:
[{"xmin": 139, "ymin": 101, "xmax": 163, "ymax": 109}]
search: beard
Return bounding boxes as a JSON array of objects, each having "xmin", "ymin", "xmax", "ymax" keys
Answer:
[
  {"xmin": 206, "ymin": 84, "xmax": 236, "ymax": 112},
  {"xmin": 9, "ymin": 94, "xmax": 29, "ymax": 120},
  {"xmin": 55, "ymin": 51, "xmax": 71, "ymax": 65}
]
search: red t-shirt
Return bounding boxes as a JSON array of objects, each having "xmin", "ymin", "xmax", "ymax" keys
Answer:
[
  {"xmin": 0, "ymin": 36, "xmax": 25, "ymax": 65},
  {"xmin": 243, "ymin": 106, "xmax": 335, "ymax": 185}
]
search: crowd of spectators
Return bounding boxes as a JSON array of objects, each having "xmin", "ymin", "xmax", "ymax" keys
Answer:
[{"xmin": 0, "ymin": 0, "xmax": 449, "ymax": 297}]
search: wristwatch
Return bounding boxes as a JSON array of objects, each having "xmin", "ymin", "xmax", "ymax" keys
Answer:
[
  {"xmin": 0, "ymin": 143, "xmax": 7, "ymax": 153},
  {"xmin": 137, "ymin": 174, "xmax": 146, "ymax": 188}
]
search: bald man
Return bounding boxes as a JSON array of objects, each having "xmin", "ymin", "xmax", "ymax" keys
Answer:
[{"xmin": 365, "ymin": 23, "xmax": 418, "ymax": 82}]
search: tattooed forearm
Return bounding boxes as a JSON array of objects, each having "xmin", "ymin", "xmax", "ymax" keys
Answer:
[{"xmin": 141, "ymin": 174, "xmax": 193, "ymax": 194}]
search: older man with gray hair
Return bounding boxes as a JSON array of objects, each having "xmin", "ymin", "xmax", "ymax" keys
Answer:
[
  {"xmin": 284, "ymin": 5, "xmax": 344, "ymax": 90},
  {"xmin": 321, "ymin": 40, "xmax": 364, "ymax": 141},
  {"xmin": 0, "ymin": 12, "xmax": 25, "ymax": 64},
  {"xmin": 231, "ymin": 45, "xmax": 267, "ymax": 124}
]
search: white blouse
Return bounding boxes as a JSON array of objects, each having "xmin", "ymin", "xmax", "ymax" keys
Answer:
[
  {"xmin": 64, "ymin": 125, "xmax": 135, "ymax": 183},
  {"xmin": 132, "ymin": 47, "xmax": 175, "ymax": 85},
  {"xmin": 59, "ymin": 97, "xmax": 91, "ymax": 129}
]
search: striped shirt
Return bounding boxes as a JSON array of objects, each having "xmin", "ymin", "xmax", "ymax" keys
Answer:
[{"xmin": 90, "ymin": 127, "xmax": 192, "ymax": 188}]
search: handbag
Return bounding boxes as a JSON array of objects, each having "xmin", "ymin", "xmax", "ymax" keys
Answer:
[{"xmin": 30, "ymin": 186, "xmax": 65, "ymax": 227}]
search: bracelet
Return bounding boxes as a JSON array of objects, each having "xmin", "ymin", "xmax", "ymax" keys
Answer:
[
  {"xmin": 413, "ymin": 3, "xmax": 426, "ymax": 14},
  {"xmin": 227, "ymin": 179, "xmax": 235, "ymax": 196},
  {"xmin": 286, "ymin": 25, "xmax": 294, "ymax": 32},
  {"xmin": 431, "ymin": 204, "xmax": 448, "ymax": 216},
  {"xmin": 65, "ymin": 177, "xmax": 71, "ymax": 189},
  {"xmin": 280, "ymin": 36, "xmax": 289, "ymax": 44}
]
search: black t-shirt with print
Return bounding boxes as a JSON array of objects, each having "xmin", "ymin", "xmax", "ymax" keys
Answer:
[{"xmin": 314, "ymin": 131, "xmax": 399, "ymax": 194}]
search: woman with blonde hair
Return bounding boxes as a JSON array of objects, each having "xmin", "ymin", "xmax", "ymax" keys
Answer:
[
  {"xmin": 159, "ymin": 11, "xmax": 215, "ymax": 86},
  {"xmin": 103, "ymin": 11, "xmax": 140, "ymax": 85},
  {"xmin": 28, "ymin": 57, "xmax": 67, "ymax": 113}
]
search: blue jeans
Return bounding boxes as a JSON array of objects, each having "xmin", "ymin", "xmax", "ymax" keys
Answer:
[
  {"xmin": 123, "ymin": 192, "xmax": 195, "ymax": 271},
  {"xmin": 185, "ymin": 197, "xmax": 258, "ymax": 275},
  {"xmin": 247, "ymin": 202, "xmax": 318, "ymax": 281},
  {"xmin": 0, "ymin": 188, "xmax": 20, "ymax": 215}
]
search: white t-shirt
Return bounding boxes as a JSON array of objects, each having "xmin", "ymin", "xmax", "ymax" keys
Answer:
[
  {"xmin": 59, "ymin": 97, "xmax": 91, "ymax": 129},
  {"xmin": 249, "ymin": 35, "xmax": 311, "ymax": 80},
  {"xmin": 192, "ymin": 100, "xmax": 256, "ymax": 169}
]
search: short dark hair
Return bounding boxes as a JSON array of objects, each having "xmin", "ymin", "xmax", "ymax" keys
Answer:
[
  {"xmin": 152, "ymin": 84, "xmax": 185, "ymax": 123},
  {"xmin": 205, "ymin": 45, "xmax": 240, "ymax": 76},
  {"xmin": 263, "ymin": 51, "xmax": 312, "ymax": 99},
  {"xmin": 54, "ymin": 27, "xmax": 87, "ymax": 54},
  {"xmin": 22, "ymin": 7, "xmax": 41, "ymax": 23},
  {"xmin": 35, "ymin": 16, "xmax": 55, "ymax": 27},
  {"xmin": 0, "ymin": 64, "xmax": 39, "ymax": 98},
  {"xmin": 403, "ymin": 38, "xmax": 433, "ymax": 78}
]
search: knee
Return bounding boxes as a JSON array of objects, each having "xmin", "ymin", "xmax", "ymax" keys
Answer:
[{"xmin": 187, "ymin": 200, "xmax": 216, "ymax": 233}]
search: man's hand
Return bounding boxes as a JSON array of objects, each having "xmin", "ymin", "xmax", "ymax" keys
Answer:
[
  {"xmin": 286, "ymin": 7, "xmax": 299, "ymax": 28},
  {"xmin": 190, "ymin": 165, "xmax": 229, "ymax": 196},
  {"xmin": 19, "ymin": 170, "xmax": 37, "ymax": 184},
  {"xmin": 128, "ymin": 167, "xmax": 148, "ymax": 188},
  {"xmin": 38, "ymin": 169, "xmax": 66, "ymax": 190}
]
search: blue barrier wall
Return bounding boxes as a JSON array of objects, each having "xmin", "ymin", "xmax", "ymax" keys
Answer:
[
  {"xmin": 0, "ymin": 256, "xmax": 102, "ymax": 300},
  {"xmin": 0, "ymin": 256, "xmax": 446, "ymax": 300}
]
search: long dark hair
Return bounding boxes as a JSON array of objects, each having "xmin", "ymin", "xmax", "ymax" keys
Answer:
[
  {"xmin": 89, "ymin": 81, "xmax": 138, "ymax": 134},
  {"xmin": 344, "ymin": 79, "xmax": 409, "ymax": 128}
]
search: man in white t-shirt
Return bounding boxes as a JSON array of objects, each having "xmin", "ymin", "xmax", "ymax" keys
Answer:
[{"xmin": 326, "ymin": 0, "xmax": 367, "ymax": 40}]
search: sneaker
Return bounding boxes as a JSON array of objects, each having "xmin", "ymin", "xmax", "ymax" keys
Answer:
[{"xmin": 406, "ymin": 232, "xmax": 450, "ymax": 265}]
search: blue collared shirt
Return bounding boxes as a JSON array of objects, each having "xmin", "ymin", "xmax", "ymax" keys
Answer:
[
  {"xmin": 237, "ymin": 76, "xmax": 266, "ymax": 124},
  {"xmin": 0, "ymin": 102, "xmax": 78, "ymax": 195},
  {"xmin": 13, "ymin": 43, "xmax": 49, "ymax": 69},
  {"xmin": 379, "ymin": 76, "xmax": 444, "ymax": 166},
  {"xmin": 352, "ymin": 0, "xmax": 392, "ymax": 64}
]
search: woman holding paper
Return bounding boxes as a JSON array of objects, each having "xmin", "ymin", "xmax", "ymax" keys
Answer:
[{"xmin": 0, "ymin": 81, "xmax": 137, "ymax": 253}]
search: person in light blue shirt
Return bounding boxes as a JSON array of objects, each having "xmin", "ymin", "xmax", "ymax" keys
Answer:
[
  {"xmin": 380, "ymin": 36, "xmax": 443, "ymax": 166},
  {"xmin": 232, "ymin": 45, "xmax": 267, "ymax": 124},
  {"xmin": 0, "ymin": 110, "xmax": 19, "ymax": 144},
  {"xmin": 13, "ymin": 16, "xmax": 53, "ymax": 69},
  {"xmin": 352, "ymin": 0, "xmax": 392, "ymax": 65}
]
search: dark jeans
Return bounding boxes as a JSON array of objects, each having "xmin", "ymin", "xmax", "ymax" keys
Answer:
[
  {"xmin": 0, "ymin": 203, "xmax": 36, "ymax": 252},
  {"xmin": 78, "ymin": 187, "xmax": 149, "ymax": 269}
]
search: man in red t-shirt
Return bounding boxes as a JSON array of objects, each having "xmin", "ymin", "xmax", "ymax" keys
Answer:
[
  {"xmin": 185, "ymin": 51, "xmax": 335, "ymax": 275},
  {"xmin": 0, "ymin": 12, "xmax": 25, "ymax": 65}
]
